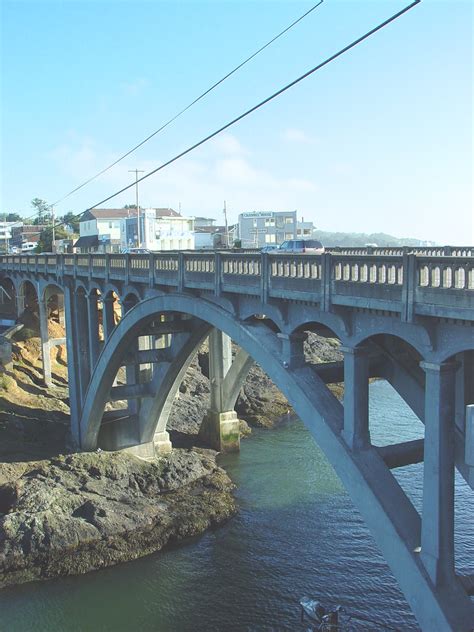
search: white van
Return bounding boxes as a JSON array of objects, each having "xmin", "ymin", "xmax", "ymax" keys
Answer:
[{"xmin": 21, "ymin": 242, "xmax": 37, "ymax": 252}]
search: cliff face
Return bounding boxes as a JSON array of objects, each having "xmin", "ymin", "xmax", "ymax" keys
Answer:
[{"xmin": 0, "ymin": 449, "xmax": 235, "ymax": 588}]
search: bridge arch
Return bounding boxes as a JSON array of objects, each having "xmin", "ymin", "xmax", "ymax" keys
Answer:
[{"xmin": 77, "ymin": 293, "xmax": 469, "ymax": 630}]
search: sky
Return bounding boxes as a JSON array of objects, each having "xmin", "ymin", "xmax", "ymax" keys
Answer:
[{"xmin": 0, "ymin": 0, "xmax": 472, "ymax": 244}]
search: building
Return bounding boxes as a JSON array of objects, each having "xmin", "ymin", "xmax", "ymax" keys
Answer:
[
  {"xmin": 122, "ymin": 208, "xmax": 195, "ymax": 251},
  {"xmin": 76, "ymin": 208, "xmax": 133, "ymax": 253},
  {"xmin": 10, "ymin": 224, "xmax": 48, "ymax": 251},
  {"xmin": 296, "ymin": 218, "xmax": 317, "ymax": 239},
  {"xmin": 194, "ymin": 217, "xmax": 217, "ymax": 229},
  {"xmin": 238, "ymin": 211, "xmax": 297, "ymax": 248}
]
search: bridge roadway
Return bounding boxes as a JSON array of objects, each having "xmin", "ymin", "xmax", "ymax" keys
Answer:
[{"xmin": 1, "ymin": 249, "xmax": 473, "ymax": 630}]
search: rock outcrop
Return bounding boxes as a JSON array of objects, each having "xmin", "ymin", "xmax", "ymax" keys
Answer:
[{"xmin": 0, "ymin": 449, "xmax": 235, "ymax": 588}]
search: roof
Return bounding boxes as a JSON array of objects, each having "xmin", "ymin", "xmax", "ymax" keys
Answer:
[
  {"xmin": 152, "ymin": 208, "xmax": 181, "ymax": 218},
  {"xmin": 74, "ymin": 235, "xmax": 99, "ymax": 248},
  {"xmin": 81, "ymin": 208, "xmax": 138, "ymax": 221}
]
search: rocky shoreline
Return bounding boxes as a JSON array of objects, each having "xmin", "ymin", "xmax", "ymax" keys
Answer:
[
  {"xmin": 0, "ymin": 323, "xmax": 341, "ymax": 588},
  {"xmin": 0, "ymin": 449, "xmax": 235, "ymax": 589}
]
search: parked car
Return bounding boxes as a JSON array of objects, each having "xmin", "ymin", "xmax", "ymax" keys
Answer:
[
  {"xmin": 262, "ymin": 239, "xmax": 325, "ymax": 255},
  {"xmin": 121, "ymin": 247, "xmax": 150, "ymax": 254}
]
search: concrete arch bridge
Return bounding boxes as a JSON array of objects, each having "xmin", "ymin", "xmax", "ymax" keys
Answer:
[{"xmin": 0, "ymin": 250, "xmax": 473, "ymax": 630}]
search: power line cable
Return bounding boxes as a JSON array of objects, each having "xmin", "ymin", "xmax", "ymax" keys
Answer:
[
  {"xmin": 47, "ymin": 0, "xmax": 420, "ymax": 234},
  {"xmin": 50, "ymin": 1, "xmax": 325, "ymax": 207},
  {"xmin": 85, "ymin": 1, "xmax": 421, "ymax": 213}
]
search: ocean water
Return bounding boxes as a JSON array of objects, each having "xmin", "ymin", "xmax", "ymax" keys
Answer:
[{"xmin": 0, "ymin": 380, "xmax": 472, "ymax": 631}]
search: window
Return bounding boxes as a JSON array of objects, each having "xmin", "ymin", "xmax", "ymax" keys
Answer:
[
  {"xmin": 109, "ymin": 222, "xmax": 113, "ymax": 229},
  {"xmin": 285, "ymin": 232, "xmax": 293, "ymax": 239},
  {"xmin": 284, "ymin": 217, "xmax": 293, "ymax": 224},
  {"xmin": 303, "ymin": 229, "xmax": 311, "ymax": 235},
  {"xmin": 265, "ymin": 234, "xmax": 276, "ymax": 243},
  {"xmin": 297, "ymin": 229, "xmax": 302, "ymax": 235},
  {"xmin": 265, "ymin": 218, "xmax": 275, "ymax": 227}
]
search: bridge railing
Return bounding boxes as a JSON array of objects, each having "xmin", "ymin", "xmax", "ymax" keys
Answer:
[{"xmin": 1, "ymin": 252, "xmax": 472, "ymax": 321}]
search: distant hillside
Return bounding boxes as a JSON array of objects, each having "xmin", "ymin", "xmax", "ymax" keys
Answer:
[{"xmin": 314, "ymin": 230, "xmax": 435, "ymax": 248}]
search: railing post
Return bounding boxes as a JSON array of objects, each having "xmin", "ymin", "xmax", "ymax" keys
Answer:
[
  {"xmin": 215, "ymin": 251, "xmax": 222, "ymax": 297},
  {"xmin": 322, "ymin": 252, "xmax": 332, "ymax": 311},
  {"xmin": 178, "ymin": 252, "xmax": 185, "ymax": 292},
  {"xmin": 105, "ymin": 253, "xmax": 110, "ymax": 284},
  {"xmin": 124, "ymin": 254, "xmax": 130, "ymax": 285},
  {"xmin": 402, "ymin": 253, "xmax": 416, "ymax": 322},
  {"xmin": 260, "ymin": 252, "xmax": 271, "ymax": 303},
  {"xmin": 148, "ymin": 252, "xmax": 154, "ymax": 288}
]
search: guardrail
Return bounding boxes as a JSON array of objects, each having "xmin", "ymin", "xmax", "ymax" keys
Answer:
[{"xmin": 1, "ymin": 252, "xmax": 473, "ymax": 322}]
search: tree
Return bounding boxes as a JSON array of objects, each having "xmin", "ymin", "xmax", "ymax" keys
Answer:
[
  {"xmin": 31, "ymin": 198, "xmax": 51, "ymax": 225},
  {"xmin": 4, "ymin": 212, "xmax": 22, "ymax": 223},
  {"xmin": 36, "ymin": 225, "xmax": 69, "ymax": 253},
  {"xmin": 61, "ymin": 212, "xmax": 80, "ymax": 234}
]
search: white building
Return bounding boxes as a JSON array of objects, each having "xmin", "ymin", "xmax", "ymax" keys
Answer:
[
  {"xmin": 122, "ymin": 208, "xmax": 195, "ymax": 251},
  {"xmin": 76, "ymin": 208, "xmax": 132, "ymax": 253}
]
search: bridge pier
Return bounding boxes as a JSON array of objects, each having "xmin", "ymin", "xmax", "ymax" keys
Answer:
[
  {"xmin": 38, "ymin": 297, "xmax": 52, "ymax": 387},
  {"xmin": 199, "ymin": 329, "xmax": 240, "ymax": 452},
  {"xmin": 341, "ymin": 345, "xmax": 371, "ymax": 451},
  {"xmin": 420, "ymin": 360, "xmax": 457, "ymax": 586}
]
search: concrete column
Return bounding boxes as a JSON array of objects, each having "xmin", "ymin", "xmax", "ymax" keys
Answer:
[
  {"xmin": 38, "ymin": 298, "xmax": 52, "ymax": 387},
  {"xmin": 199, "ymin": 329, "xmax": 240, "ymax": 452},
  {"xmin": 341, "ymin": 345, "xmax": 370, "ymax": 451},
  {"xmin": 64, "ymin": 285, "xmax": 82, "ymax": 448},
  {"xmin": 420, "ymin": 360, "xmax": 457, "ymax": 586},
  {"xmin": 277, "ymin": 332, "xmax": 306, "ymax": 369},
  {"xmin": 121, "ymin": 298, "xmax": 140, "ymax": 416},
  {"xmin": 76, "ymin": 291, "xmax": 91, "ymax": 404},
  {"xmin": 87, "ymin": 291, "xmax": 101, "ymax": 370},
  {"xmin": 16, "ymin": 293, "xmax": 25, "ymax": 318},
  {"xmin": 57, "ymin": 293, "xmax": 65, "ymax": 327},
  {"xmin": 102, "ymin": 295, "xmax": 116, "ymax": 340}
]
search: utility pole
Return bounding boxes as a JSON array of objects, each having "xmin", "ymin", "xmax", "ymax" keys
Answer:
[
  {"xmin": 223, "ymin": 200, "xmax": 229, "ymax": 248},
  {"xmin": 51, "ymin": 205, "xmax": 55, "ymax": 252},
  {"xmin": 128, "ymin": 169, "xmax": 145, "ymax": 247}
]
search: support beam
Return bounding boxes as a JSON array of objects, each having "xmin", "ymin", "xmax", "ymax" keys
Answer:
[
  {"xmin": 341, "ymin": 345, "xmax": 370, "ymax": 451},
  {"xmin": 420, "ymin": 360, "xmax": 457, "ymax": 586},
  {"xmin": 38, "ymin": 298, "xmax": 52, "ymax": 386},
  {"xmin": 110, "ymin": 383, "xmax": 153, "ymax": 401},
  {"xmin": 377, "ymin": 439, "xmax": 424, "ymax": 469}
]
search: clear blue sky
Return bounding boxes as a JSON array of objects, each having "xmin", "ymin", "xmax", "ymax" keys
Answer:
[{"xmin": 1, "ymin": 0, "xmax": 472, "ymax": 244}]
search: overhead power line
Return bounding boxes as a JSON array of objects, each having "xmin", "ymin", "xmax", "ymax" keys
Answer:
[
  {"xmin": 51, "ymin": 0, "xmax": 325, "ymax": 207},
  {"xmin": 48, "ymin": 0, "xmax": 420, "ymax": 234},
  {"xmin": 85, "ymin": 1, "xmax": 421, "ymax": 212}
]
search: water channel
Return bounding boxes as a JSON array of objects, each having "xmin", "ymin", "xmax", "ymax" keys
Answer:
[{"xmin": 1, "ymin": 380, "xmax": 472, "ymax": 631}]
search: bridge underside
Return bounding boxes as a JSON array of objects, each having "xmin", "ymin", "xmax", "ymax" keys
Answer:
[{"xmin": 1, "ymin": 269, "xmax": 473, "ymax": 630}]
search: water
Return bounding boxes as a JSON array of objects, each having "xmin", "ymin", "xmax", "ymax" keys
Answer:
[{"xmin": 0, "ymin": 381, "xmax": 472, "ymax": 631}]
